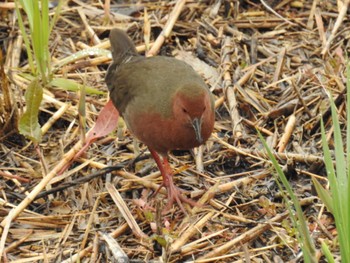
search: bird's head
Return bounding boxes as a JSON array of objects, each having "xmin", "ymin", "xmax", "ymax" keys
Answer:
[{"xmin": 173, "ymin": 86, "xmax": 213, "ymax": 144}]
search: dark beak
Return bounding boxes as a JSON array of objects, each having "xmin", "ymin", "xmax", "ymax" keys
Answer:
[{"xmin": 192, "ymin": 118, "xmax": 203, "ymax": 144}]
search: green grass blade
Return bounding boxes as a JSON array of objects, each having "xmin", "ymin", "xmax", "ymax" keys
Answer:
[
  {"xmin": 42, "ymin": 0, "xmax": 51, "ymax": 79},
  {"xmin": 259, "ymin": 132, "xmax": 316, "ymax": 262},
  {"xmin": 327, "ymin": 98, "xmax": 349, "ymax": 262},
  {"xmin": 52, "ymin": 48, "xmax": 111, "ymax": 71},
  {"xmin": 347, "ymin": 61, "xmax": 350, "ymax": 172},
  {"xmin": 321, "ymin": 241, "xmax": 335, "ymax": 263},
  {"xmin": 321, "ymin": 85, "xmax": 350, "ymax": 262},
  {"xmin": 19, "ymin": 0, "xmax": 34, "ymax": 28},
  {"xmin": 32, "ymin": 1, "xmax": 45, "ymax": 80},
  {"xmin": 15, "ymin": 0, "xmax": 35, "ymax": 73},
  {"xmin": 311, "ymin": 177, "xmax": 333, "ymax": 214},
  {"xmin": 346, "ymin": 62, "xmax": 350, "ymax": 259},
  {"xmin": 49, "ymin": 0, "xmax": 64, "ymax": 34},
  {"xmin": 19, "ymin": 78, "xmax": 43, "ymax": 143},
  {"xmin": 50, "ymin": 78, "xmax": 105, "ymax": 95}
]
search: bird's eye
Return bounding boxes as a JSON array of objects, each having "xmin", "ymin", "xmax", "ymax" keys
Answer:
[{"xmin": 182, "ymin": 108, "xmax": 188, "ymax": 113}]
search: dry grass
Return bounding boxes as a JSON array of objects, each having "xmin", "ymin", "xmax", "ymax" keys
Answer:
[{"xmin": 0, "ymin": 0, "xmax": 347, "ymax": 262}]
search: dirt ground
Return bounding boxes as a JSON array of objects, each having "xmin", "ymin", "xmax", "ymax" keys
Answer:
[{"xmin": 0, "ymin": 0, "xmax": 347, "ymax": 262}]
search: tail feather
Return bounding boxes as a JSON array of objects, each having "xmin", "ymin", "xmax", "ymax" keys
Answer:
[{"xmin": 109, "ymin": 28, "xmax": 138, "ymax": 66}]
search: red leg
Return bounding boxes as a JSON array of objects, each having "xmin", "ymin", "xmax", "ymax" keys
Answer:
[{"xmin": 149, "ymin": 149, "xmax": 198, "ymax": 213}]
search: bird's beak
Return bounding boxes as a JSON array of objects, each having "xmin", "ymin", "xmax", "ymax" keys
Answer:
[{"xmin": 192, "ymin": 117, "xmax": 203, "ymax": 144}]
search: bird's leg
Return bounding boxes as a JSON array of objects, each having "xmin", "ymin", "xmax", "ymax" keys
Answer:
[{"xmin": 149, "ymin": 149, "xmax": 198, "ymax": 213}]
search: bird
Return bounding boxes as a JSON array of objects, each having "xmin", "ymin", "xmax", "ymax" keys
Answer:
[{"xmin": 105, "ymin": 28, "xmax": 215, "ymax": 213}]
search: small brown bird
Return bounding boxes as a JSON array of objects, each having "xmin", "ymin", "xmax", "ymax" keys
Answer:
[{"xmin": 106, "ymin": 29, "xmax": 215, "ymax": 212}]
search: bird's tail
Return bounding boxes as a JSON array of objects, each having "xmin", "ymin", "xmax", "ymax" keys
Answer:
[{"xmin": 109, "ymin": 28, "xmax": 138, "ymax": 66}]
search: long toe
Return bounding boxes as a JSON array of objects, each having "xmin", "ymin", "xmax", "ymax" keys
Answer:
[{"xmin": 163, "ymin": 183, "xmax": 199, "ymax": 214}]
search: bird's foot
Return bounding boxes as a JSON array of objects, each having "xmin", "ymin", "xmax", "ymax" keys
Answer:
[
  {"xmin": 152, "ymin": 174, "xmax": 199, "ymax": 215},
  {"xmin": 163, "ymin": 181, "xmax": 199, "ymax": 214},
  {"xmin": 149, "ymin": 149, "xmax": 199, "ymax": 214}
]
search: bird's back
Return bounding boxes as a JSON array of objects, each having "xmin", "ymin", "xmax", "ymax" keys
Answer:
[{"xmin": 108, "ymin": 55, "xmax": 208, "ymax": 118}]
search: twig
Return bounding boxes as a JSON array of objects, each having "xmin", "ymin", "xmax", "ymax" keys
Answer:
[
  {"xmin": 307, "ymin": 0, "xmax": 319, "ymax": 29},
  {"xmin": 77, "ymin": 8, "xmax": 101, "ymax": 45},
  {"xmin": 35, "ymin": 163, "xmax": 127, "ymax": 199},
  {"xmin": 196, "ymin": 211, "xmax": 289, "ymax": 260},
  {"xmin": 214, "ymin": 134, "xmax": 324, "ymax": 164},
  {"xmin": 277, "ymin": 114, "xmax": 296, "ymax": 153},
  {"xmin": 100, "ymin": 232, "xmax": 129, "ymax": 262},
  {"xmin": 169, "ymin": 211, "xmax": 216, "ymax": 253},
  {"xmin": 321, "ymin": 0, "xmax": 350, "ymax": 55},
  {"xmin": 147, "ymin": 0, "xmax": 187, "ymax": 56},
  {"xmin": 260, "ymin": 0, "xmax": 298, "ymax": 26},
  {"xmin": 106, "ymin": 182, "xmax": 148, "ymax": 239},
  {"xmin": 222, "ymin": 36, "xmax": 243, "ymax": 138}
]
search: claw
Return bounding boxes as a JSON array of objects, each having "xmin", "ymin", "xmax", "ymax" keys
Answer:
[{"xmin": 150, "ymin": 149, "xmax": 199, "ymax": 214}]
